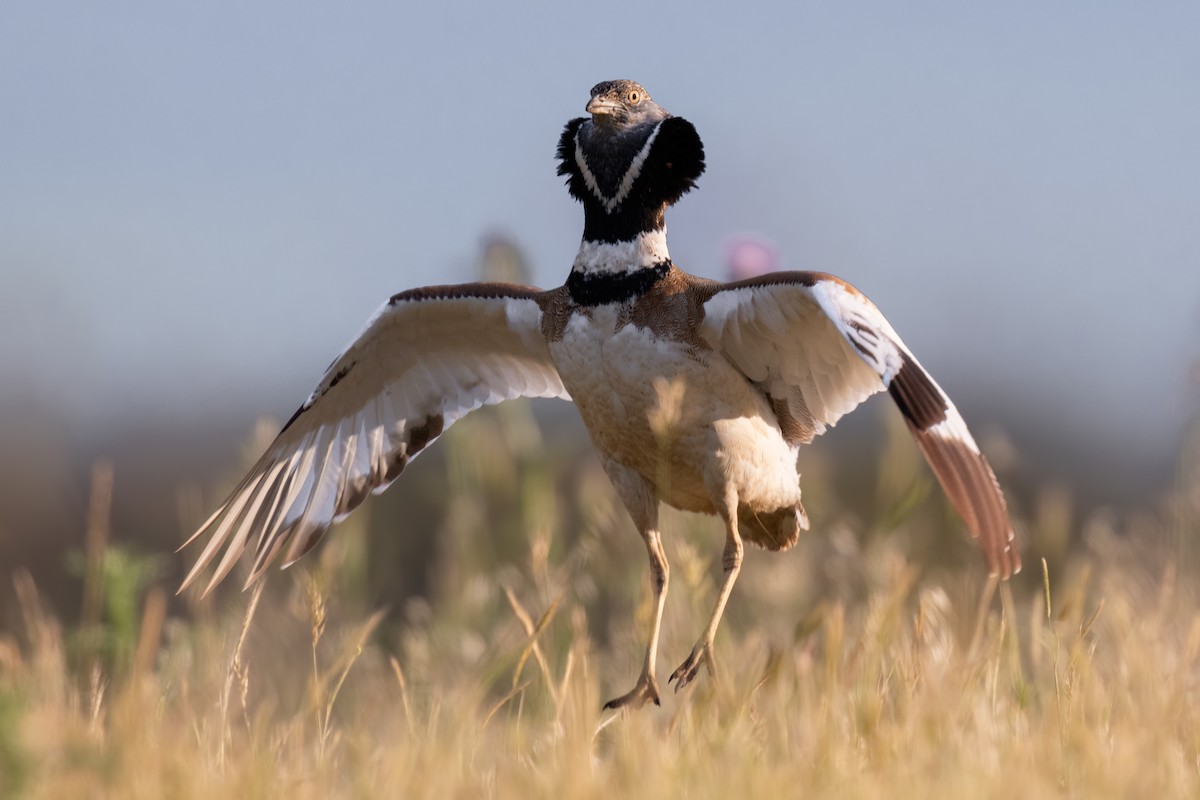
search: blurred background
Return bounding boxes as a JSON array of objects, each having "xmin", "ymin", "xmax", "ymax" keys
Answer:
[{"xmin": 1, "ymin": 2, "xmax": 1198, "ymax": 625}]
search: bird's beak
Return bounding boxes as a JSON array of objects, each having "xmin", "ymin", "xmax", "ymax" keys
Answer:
[{"xmin": 586, "ymin": 96, "xmax": 619, "ymax": 116}]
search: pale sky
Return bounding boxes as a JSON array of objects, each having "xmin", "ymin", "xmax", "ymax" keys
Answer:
[{"xmin": 2, "ymin": 2, "xmax": 1198, "ymax": 480}]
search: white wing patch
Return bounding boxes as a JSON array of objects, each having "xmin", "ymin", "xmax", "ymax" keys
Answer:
[
  {"xmin": 180, "ymin": 288, "xmax": 570, "ymax": 594},
  {"xmin": 700, "ymin": 273, "xmax": 1019, "ymax": 577},
  {"xmin": 700, "ymin": 278, "xmax": 889, "ymax": 441}
]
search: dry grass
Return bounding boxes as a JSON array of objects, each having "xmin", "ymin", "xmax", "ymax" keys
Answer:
[{"xmin": 2, "ymin": 409, "xmax": 1199, "ymax": 798}]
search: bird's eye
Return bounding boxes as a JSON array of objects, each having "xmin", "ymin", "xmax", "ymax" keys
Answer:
[{"xmin": 627, "ymin": 91, "xmax": 641, "ymax": 104}]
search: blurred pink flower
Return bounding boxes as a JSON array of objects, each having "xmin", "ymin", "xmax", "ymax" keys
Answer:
[{"xmin": 725, "ymin": 236, "xmax": 779, "ymax": 281}]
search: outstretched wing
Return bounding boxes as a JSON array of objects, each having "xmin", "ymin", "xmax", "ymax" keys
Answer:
[
  {"xmin": 699, "ymin": 271, "xmax": 1019, "ymax": 578},
  {"xmin": 180, "ymin": 283, "xmax": 569, "ymax": 594}
]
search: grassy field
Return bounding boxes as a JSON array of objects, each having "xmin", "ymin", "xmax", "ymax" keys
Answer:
[{"xmin": 2, "ymin": 409, "xmax": 1198, "ymax": 798}]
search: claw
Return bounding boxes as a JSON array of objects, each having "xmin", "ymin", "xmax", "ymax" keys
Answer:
[
  {"xmin": 668, "ymin": 642, "xmax": 714, "ymax": 691},
  {"xmin": 602, "ymin": 672, "xmax": 662, "ymax": 710}
]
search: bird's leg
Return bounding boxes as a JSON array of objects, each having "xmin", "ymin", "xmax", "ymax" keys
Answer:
[
  {"xmin": 602, "ymin": 461, "xmax": 668, "ymax": 711},
  {"xmin": 670, "ymin": 491, "xmax": 743, "ymax": 692},
  {"xmin": 603, "ymin": 526, "xmax": 669, "ymax": 710}
]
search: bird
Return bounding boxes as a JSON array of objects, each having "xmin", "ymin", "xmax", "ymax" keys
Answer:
[{"xmin": 180, "ymin": 79, "xmax": 1020, "ymax": 711}]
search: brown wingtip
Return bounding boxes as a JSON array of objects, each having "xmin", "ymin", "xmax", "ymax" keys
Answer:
[
  {"xmin": 987, "ymin": 544, "xmax": 1021, "ymax": 580},
  {"xmin": 911, "ymin": 426, "xmax": 1020, "ymax": 581},
  {"xmin": 885, "ymin": 352, "xmax": 1022, "ymax": 580}
]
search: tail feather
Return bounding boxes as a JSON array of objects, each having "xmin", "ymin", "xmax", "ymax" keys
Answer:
[{"xmin": 739, "ymin": 503, "xmax": 809, "ymax": 551}]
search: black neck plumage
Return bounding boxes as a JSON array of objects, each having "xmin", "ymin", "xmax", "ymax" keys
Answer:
[
  {"xmin": 556, "ymin": 114, "xmax": 705, "ymax": 306},
  {"xmin": 567, "ymin": 260, "xmax": 671, "ymax": 306},
  {"xmin": 580, "ymin": 203, "xmax": 666, "ymax": 244},
  {"xmin": 556, "ymin": 115, "xmax": 706, "ymax": 226}
]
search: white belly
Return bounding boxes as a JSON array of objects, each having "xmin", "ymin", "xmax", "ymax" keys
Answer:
[{"xmin": 549, "ymin": 305, "xmax": 802, "ymax": 515}]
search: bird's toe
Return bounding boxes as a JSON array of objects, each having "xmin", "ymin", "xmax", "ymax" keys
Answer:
[
  {"xmin": 602, "ymin": 673, "xmax": 661, "ymax": 711},
  {"xmin": 669, "ymin": 643, "xmax": 714, "ymax": 692}
]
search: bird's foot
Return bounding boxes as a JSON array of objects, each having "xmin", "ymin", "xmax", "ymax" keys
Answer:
[
  {"xmin": 668, "ymin": 641, "xmax": 715, "ymax": 692},
  {"xmin": 602, "ymin": 672, "xmax": 662, "ymax": 711}
]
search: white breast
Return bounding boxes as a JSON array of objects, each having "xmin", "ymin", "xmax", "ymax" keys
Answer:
[{"xmin": 549, "ymin": 306, "xmax": 803, "ymax": 515}]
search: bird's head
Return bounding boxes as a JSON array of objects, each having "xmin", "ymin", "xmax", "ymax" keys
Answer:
[
  {"xmin": 584, "ymin": 80, "xmax": 669, "ymax": 130},
  {"xmin": 557, "ymin": 79, "xmax": 703, "ymax": 223}
]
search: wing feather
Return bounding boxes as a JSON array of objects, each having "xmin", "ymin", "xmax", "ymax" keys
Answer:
[
  {"xmin": 180, "ymin": 284, "xmax": 569, "ymax": 593},
  {"xmin": 700, "ymin": 272, "xmax": 1019, "ymax": 578}
]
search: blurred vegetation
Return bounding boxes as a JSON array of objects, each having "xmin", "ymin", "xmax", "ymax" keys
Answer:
[{"xmin": 0, "ymin": 402, "xmax": 1198, "ymax": 797}]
